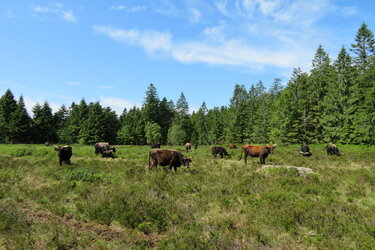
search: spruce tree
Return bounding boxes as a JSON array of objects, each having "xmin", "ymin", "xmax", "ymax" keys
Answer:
[
  {"xmin": 31, "ymin": 101, "xmax": 57, "ymax": 143},
  {"xmin": 0, "ymin": 89, "xmax": 17, "ymax": 143},
  {"xmin": 10, "ymin": 96, "xmax": 31, "ymax": 143},
  {"xmin": 350, "ymin": 22, "xmax": 375, "ymax": 66}
]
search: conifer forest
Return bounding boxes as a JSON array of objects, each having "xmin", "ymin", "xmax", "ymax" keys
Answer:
[{"xmin": 1, "ymin": 22, "xmax": 374, "ymax": 146}]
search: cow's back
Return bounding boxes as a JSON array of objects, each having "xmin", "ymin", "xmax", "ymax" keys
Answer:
[{"xmin": 150, "ymin": 149, "xmax": 178, "ymax": 166}]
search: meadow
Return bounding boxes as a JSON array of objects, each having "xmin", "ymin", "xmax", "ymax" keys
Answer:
[{"xmin": 0, "ymin": 144, "xmax": 374, "ymax": 249}]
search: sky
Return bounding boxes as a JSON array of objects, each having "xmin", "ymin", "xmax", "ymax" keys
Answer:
[{"xmin": 1, "ymin": 0, "xmax": 374, "ymax": 115}]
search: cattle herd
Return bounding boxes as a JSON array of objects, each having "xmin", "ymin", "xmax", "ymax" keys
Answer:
[{"xmin": 52, "ymin": 141, "xmax": 342, "ymax": 170}]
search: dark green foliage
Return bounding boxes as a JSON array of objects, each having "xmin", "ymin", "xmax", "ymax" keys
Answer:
[{"xmin": 31, "ymin": 101, "xmax": 58, "ymax": 143}]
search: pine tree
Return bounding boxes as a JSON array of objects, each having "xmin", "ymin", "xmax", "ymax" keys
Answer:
[
  {"xmin": 350, "ymin": 22, "xmax": 375, "ymax": 66},
  {"xmin": 170, "ymin": 92, "xmax": 191, "ymax": 143},
  {"xmin": 10, "ymin": 96, "xmax": 32, "ymax": 143},
  {"xmin": 309, "ymin": 45, "xmax": 334, "ymax": 143},
  {"xmin": 143, "ymin": 83, "xmax": 160, "ymax": 125},
  {"xmin": 0, "ymin": 89, "xmax": 17, "ymax": 143},
  {"xmin": 117, "ymin": 107, "xmax": 145, "ymax": 145},
  {"xmin": 31, "ymin": 101, "xmax": 57, "ymax": 143},
  {"xmin": 228, "ymin": 84, "xmax": 249, "ymax": 143},
  {"xmin": 195, "ymin": 102, "xmax": 209, "ymax": 145},
  {"xmin": 158, "ymin": 98, "xmax": 174, "ymax": 144}
]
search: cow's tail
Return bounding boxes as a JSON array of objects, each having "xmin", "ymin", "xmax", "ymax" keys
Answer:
[{"xmin": 148, "ymin": 152, "xmax": 151, "ymax": 170}]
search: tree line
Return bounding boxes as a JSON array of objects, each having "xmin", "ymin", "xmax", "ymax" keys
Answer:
[{"xmin": 1, "ymin": 22, "xmax": 374, "ymax": 145}]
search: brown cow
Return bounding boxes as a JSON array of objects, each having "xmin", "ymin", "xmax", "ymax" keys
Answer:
[
  {"xmin": 149, "ymin": 149, "xmax": 192, "ymax": 171},
  {"xmin": 185, "ymin": 143, "xmax": 192, "ymax": 152},
  {"xmin": 95, "ymin": 142, "xmax": 116, "ymax": 155},
  {"xmin": 326, "ymin": 143, "xmax": 341, "ymax": 156},
  {"xmin": 212, "ymin": 146, "xmax": 229, "ymax": 158},
  {"xmin": 54, "ymin": 145, "xmax": 72, "ymax": 166},
  {"xmin": 240, "ymin": 144, "xmax": 276, "ymax": 164},
  {"xmin": 229, "ymin": 144, "xmax": 237, "ymax": 149}
]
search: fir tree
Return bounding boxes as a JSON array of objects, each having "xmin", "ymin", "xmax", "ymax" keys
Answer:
[
  {"xmin": 10, "ymin": 96, "xmax": 32, "ymax": 143},
  {"xmin": 350, "ymin": 22, "xmax": 375, "ymax": 66}
]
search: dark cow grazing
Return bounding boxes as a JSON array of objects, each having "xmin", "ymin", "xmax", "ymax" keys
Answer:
[
  {"xmin": 229, "ymin": 144, "xmax": 237, "ymax": 149},
  {"xmin": 102, "ymin": 150, "xmax": 114, "ymax": 158},
  {"xmin": 326, "ymin": 143, "xmax": 341, "ymax": 156},
  {"xmin": 300, "ymin": 143, "xmax": 312, "ymax": 157},
  {"xmin": 149, "ymin": 149, "xmax": 192, "ymax": 171},
  {"xmin": 194, "ymin": 144, "xmax": 198, "ymax": 149},
  {"xmin": 240, "ymin": 144, "xmax": 277, "ymax": 164},
  {"xmin": 212, "ymin": 146, "xmax": 229, "ymax": 158},
  {"xmin": 54, "ymin": 145, "xmax": 72, "ymax": 166},
  {"xmin": 185, "ymin": 143, "xmax": 192, "ymax": 152},
  {"xmin": 95, "ymin": 142, "xmax": 116, "ymax": 155},
  {"xmin": 151, "ymin": 142, "xmax": 161, "ymax": 149}
]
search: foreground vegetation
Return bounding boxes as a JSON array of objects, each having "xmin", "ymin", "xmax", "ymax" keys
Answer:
[{"xmin": 0, "ymin": 144, "xmax": 374, "ymax": 249}]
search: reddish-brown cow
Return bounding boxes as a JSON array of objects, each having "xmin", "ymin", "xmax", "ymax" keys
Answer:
[
  {"xmin": 229, "ymin": 144, "xmax": 237, "ymax": 149},
  {"xmin": 239, "ymin": 144, "xmax": 277, "ymax": 164}
]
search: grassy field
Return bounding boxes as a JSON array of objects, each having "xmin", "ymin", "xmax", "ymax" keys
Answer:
[{"xmin": 0, "ymin": 144, "xmax": 374, "ymax": 249}]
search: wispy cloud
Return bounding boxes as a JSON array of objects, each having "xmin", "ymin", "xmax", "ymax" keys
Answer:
[
  {"xmin": 31, "ymin": 3, "xmax": 78, "ymax": 23},
  {"xmin": 110, "ymin": 5, "xmax": 126, "ymax": 11},
  {"xmin": 94, "ymin": 25, "xmax": 310, "ymax": 70},
  {"xmin": 110, "ymin": 5, "xmax": 147, "ymax": 12},
  {"xmin": 100, "ymin": 85, "xmax": 113, "ymax": 89},
  {"xmin": 96, "ymin": 0, "xmax": 358, "ymax": 72},
  {"xmin": 94, "ymin": 25, "xmax": 172, "ymax": 56},
  {"xmin": 62, "ymin": 10, "xmax": 78, "ymax": 22},
  {"xmin": 65, "ymin": 81, "xmax": 80, "ymax": 85},
  {"xmin": 100, "ymin": 97, "xmax": 141, "ymax": 114}
]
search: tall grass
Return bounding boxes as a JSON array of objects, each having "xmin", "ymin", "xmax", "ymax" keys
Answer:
[{"xmin": 0, "ymin": 144, "xmax": 374, "ymax": 248}]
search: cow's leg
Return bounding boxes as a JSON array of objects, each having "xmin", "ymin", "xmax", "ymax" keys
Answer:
[
  {"xmin": 220, "ymin": 152, "xmax": 224, "ymax": 159},
  {"xmin": 173, "ymin": 165, "xmax": 177, "ymax": 171},
  {"xmin": 244, "ymin": 154, "xmax": 248, "ymax": 164}
]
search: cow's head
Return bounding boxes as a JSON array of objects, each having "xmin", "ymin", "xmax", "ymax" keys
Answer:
[
  {"xmin": 183, "ymin": 157, "xmax": 192, "ymax": 168},
  {"xmin": 109, "ymin": 146, "xmax": 116, "ymax": 152},
  {"xmin": 266, "ymin": 144, "xmax": 277, "ymax": 153}
]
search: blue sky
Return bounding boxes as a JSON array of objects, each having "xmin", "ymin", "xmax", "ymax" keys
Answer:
[{"xmin": 1, "ymin": 0, "xmax": 374, "ymax": 115}]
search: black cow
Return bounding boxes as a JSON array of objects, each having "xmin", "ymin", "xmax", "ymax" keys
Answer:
[
  {"xmin": 149, "ymin": 149, "xmax": 192, "ymax": 171},
  {"xmin": 300, "ymin": 143, "xmax": 312, "ymax": 157},
  {"xmin": 212, "ymin": 146, "xmax": 229, "ymax": 158},
  {"xmin": 194, "ymin": 144, "xmax": 198, "ymax": 149},
  {"xmin": 95, "ymin": 142, "xmax": 116, "ymax": 155},
  {"xmin": 102, "ymin": 149, "xmax": 114, "ymax": 158},
  {"xmin": 54, "ymin": 146, "xmax": 72, "ymax": 166},
  {"xmin": 185, "ymin": 143, "xmax": 192, "ymax": 152},
  {"xmin": 151, "ymin": 142, "xmax": 161, "ymax": 149},
  {"xmin": 326, "ymin": 143, "xmax": 341, "ymax": 156}
]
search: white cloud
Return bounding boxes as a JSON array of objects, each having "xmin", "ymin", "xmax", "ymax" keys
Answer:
[
  {"xmin": 110, "ymin": 5, "xmax": 146, "ymax": 12},
  {"xmin": 188, "ymin": 7, "xmax": 202, "ymax": 24},
  {"xmin": 100, "ymin": 85, "xmax": 113, "ymax": 89},
  {"xmin": 62, "ymin": 10, "xmax": 78, "ymax": 22},
  {"xmin": 110, "ymin": 5, "xmax": 126, "ymax": 11},
  {"xmin": 94, "ymin": 26, "xmax": 172, "ymax": 55},
  {"xmin": 33, "ymin": 6, "xmax": 55, "ymax": 13},
  {"xmin": 131, "ymin": 6, "xmax": 147, "ymax": 12},
  {"xmin": 31, "ymin": 4, "xmax": 78, "ymax": 23},
  {"xmin": 66, "ymin": 81, "xmax": 80, "ymax": 85},
  {"xmin": 94, "ymin": 25, "xmax": 311, "ymax": 70},
  {"xmin": 100, "ymin": 97, "xmax": 141, "ymax": 114}
]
